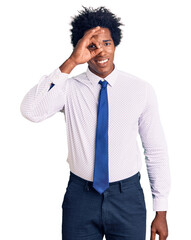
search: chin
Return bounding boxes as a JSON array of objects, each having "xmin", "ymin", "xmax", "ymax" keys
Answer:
[
  {"xmin": 100, "ymin": 67, "xmax": 113, "ymax": 76},
  {"xmin": 90, "ymin": 65, "xmax": 114, "ymax": 78},
  {"xmin": 96, "ymin": 69, "xmax": 110, "ymax": 77}
]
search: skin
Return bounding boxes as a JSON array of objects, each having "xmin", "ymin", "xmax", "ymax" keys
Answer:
[
  {"xmin": 150, "ymin": 211, "xmax": 168, "ymax": 240},
  {"xmin": 86, "ymin": 28, "xmax": 115, "ymax": 78},
  {"xmin": 59, "ymin": 26, "xmax": 169, "ymax": 240},
  {"xmin": 59, "ymin": 26, "xmax": 115, "ymax": 78}
]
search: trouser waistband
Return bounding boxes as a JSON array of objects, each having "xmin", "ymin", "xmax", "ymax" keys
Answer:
[{"xmin": 68, "ymin": 171, "xmax": 141, "ymax": 193}]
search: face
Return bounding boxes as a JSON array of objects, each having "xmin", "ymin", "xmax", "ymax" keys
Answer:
[{"xmin": 87, "ymin": 28, "xmax": 115, "ymax": 78}]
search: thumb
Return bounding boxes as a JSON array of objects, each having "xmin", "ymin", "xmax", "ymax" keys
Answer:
[
  {"xmin": 90, "ymin": 48, "xmax": 103, "ymax": 58},
  {"xmin": 151, "ymin": 230, "xmax": 156, "ymax": 240}
]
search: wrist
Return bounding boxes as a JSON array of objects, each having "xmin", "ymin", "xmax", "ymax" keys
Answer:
[
  {"xmin": 156, "ymin": 211, "xmax": 167, "ymax": 218},
  {"xmin": 59, "ymin": 57, "xmax": 77, "ymax": 74},
  {"xmin": 68, "ymin": 55, "xmax": 78, "ymax": 66}
]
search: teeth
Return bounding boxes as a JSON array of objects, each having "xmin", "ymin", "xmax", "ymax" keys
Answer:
[{"xmin": 97, "ymin": 59, "xmax": 108, "ymax": 64}]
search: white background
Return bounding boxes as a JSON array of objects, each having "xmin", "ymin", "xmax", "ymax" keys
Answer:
[{"xmin": 1, "ymin": 0, "xmax": 191, "ymax": 239}]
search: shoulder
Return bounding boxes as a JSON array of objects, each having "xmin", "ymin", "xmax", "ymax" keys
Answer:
[
  {"xmin": 117, "ymin": 69, "xmax": 147, "ymax": 84},
  {"xmin": 116, "ymin": 69, "xmax": 153, "ymax": 91},
  {"xmin": 117, "ymin": 69, "xmax": 156, "ymax": 89},
  {"xmin": 68, "ymin": 72, "xmax": 88, "ymax": 84}
]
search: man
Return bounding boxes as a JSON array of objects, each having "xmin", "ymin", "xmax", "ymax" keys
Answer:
[{"xmin": 20, "ymin": 6, "xmax": 171, "ymax": 240}]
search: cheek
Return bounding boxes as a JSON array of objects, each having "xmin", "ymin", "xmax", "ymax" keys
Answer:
[
  {"xmin": 87, "ymin": 59, "xmax": 94, "ymax": 64},
  {"xmin": 87, "ymin": 59, "xmax": 96, "ymax": 68},
  {"xmin": 108, "ymin": 47, "xmax": 115, "ymax": 56}
]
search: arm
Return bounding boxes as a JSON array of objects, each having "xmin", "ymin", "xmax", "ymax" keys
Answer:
[
  {"xmin": 20, "ymin": 67, "xmax": 69, "ymax": 122},
  {"xmin": 138, "ymin": 82, "xmax": 171, "ymax": 239},
  {"xmin": 20, "ymin": 26, "xmax": 104, "ymax": 122},
  {"xmin": 150, "ymin": 211, "xmax": 168, "ymax": 240}
]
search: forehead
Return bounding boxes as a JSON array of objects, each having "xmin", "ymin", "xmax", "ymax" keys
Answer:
[{"xmin": 93, "ymin": 27, "xmax": 113, "ymax": 41}]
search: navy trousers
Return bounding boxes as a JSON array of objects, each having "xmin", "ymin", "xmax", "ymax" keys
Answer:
[{"xmin": 61, "ymin": 171, "xmax": 146, "ymax": 240}]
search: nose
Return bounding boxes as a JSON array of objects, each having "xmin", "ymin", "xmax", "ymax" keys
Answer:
[{"xmin": 97, "ymin": 47, "xmax": 106, "ymax": 56}]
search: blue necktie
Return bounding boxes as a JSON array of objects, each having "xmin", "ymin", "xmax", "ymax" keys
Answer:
[{"xmin": 93, "ymin": 80, "xmax": 109, "ymax": 194}]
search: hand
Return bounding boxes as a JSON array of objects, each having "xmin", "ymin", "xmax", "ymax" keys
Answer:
[
  {"xmin": 69, "ymin": 26, "xmax": 104, "ymax": 65},
  {"xmin": 150, "ymin": 211, "xmax": 168, "ymax": 240}
]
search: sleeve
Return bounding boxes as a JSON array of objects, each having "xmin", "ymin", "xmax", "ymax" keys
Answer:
[
  {"xmin": 138, "ymin": 82, "xmax": 171, "ymax": 211},
  {"xmin": 20, "ymin": 67, "xmax": 69, "ymax": 122}
]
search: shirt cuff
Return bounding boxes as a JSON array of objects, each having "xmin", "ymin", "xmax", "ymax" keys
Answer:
[
  {"xmin": 48, "ymin": 67, "xmax": 69, "ymax": 88},
  {"xmin": 153, "ymin": 197, "xmax": 168, "ymax": 211}
]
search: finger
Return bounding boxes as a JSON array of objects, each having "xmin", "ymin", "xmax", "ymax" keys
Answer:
[
  {"xmin": 150, "ymin": 231, "xmax": 156, "ymax": 240},
  {"xmin": 83, "ymin": 26, "xmax": 101, "ymax": 37},
  {"xmin": 90, "ymin": 47, "xmax": 103, "ymax": 58},
  {"xmin": 90, "ymin": 28, "xmax": 105, "ymax": 37},
  {"xmin": 89, "ymin": 37, "xmax": 101, "ymax": 49},
  {"xmin": 83, "ymin": 26, "xmax": 104, "ymax": 39},
  {"xmin": 159, "ymin": 234, "xmax": 167, "ymax": 240},
  {"xmin": 80, "ymin": 27, "xmax": 105, "ymax": 49}
]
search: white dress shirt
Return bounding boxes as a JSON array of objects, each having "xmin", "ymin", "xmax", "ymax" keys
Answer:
[{"xmin": 20, "ymin": 66, "xmax": 171, "ymax": 211}]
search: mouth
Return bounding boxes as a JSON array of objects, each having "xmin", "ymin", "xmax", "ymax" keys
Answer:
[{"xmin": 95, "ymin": 58, "xmax": 109, "ymax": 67}]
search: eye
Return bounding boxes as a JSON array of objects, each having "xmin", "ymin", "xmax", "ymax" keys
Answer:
[
  {"xmin": 104, "ymin": 42, "xmax": 111, "ymax": 46},
  {"xmin": 88, "ymin": 44, "xmax": 97, "ymax": 50}
]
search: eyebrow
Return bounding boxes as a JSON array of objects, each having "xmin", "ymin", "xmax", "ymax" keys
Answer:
[{"xmin": 102, "ymin": 40, "xmax": 112, "ymax": 42}]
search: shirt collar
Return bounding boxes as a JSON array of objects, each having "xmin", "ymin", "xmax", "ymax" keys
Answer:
[{"xmin": 86, "ymin": 64, "xmax": 118, "ymax": 87}]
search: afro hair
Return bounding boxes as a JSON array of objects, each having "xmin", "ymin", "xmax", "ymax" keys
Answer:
[{"xmin": 70, "ymin": 6, "xmax": 124, "ymax": 48}]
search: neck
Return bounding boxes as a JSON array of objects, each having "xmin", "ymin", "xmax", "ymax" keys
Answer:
[{"xmin": 88, "ymin": 64, "xmax": 115, "ymax": 78}]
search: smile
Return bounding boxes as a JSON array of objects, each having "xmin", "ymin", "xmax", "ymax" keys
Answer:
[{"xmin": 96, "ymin": 59, "xmax": 109, "ymax": 64}]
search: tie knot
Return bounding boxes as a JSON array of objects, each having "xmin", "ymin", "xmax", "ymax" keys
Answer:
[{"xmin": 99, "ymin": 80, "xmax": 108, "ymax": 88}]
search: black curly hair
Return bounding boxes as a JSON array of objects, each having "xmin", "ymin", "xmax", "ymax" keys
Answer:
[{"xmin": 70, "ymin": 6, "xmax": 124, "ymax": 48}]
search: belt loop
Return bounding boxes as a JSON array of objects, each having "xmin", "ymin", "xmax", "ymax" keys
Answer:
[
  {"xmin": 138, "ymin": 172, "xmax": 141, "ymax": 180},
  {"xmin": 84, "ymin": 181, "xmax": 90, "ymax": 191},
  {"xmin": 119, "ymin": 181, "xmax": 123, "ymax": 193}
]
